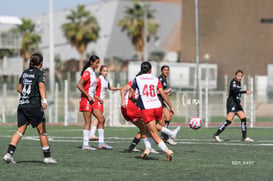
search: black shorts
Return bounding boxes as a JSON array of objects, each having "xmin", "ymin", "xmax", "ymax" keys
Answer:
[
  {"xmin": 17, "ymin": 107, "xmax": 45, "ymax": 128},
  {"xmin": 226, "ymin": 100, "xmax": 243, "ymax": 114}
]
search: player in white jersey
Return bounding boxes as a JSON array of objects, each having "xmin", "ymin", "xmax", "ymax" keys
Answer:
[
  {"xmin": 76, "ymin": 55, "xmax": 112, "ymax": 150},
  {"xmin": 129, "ymin": 61, "xmax": 178, "ymax": 161},
  {"xmin": 89, "ymin": 65, "xmax": 120, "ymax": 140}
]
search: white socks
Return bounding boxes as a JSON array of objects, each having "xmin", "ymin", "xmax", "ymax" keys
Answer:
[
  {"xmin": 143, "ymin": 138, "xmax": 152, "ymax": 150},
  {"xmin": 161, "ymin": 127, "xmax": 173, "ymax": 136},
  {"xmin": 90, "ymin": 126, "xmax": 97, "ymax": 137},
  {"xmin": 158, "ymin": 141, "xmax": 168, "ymax": 153},
  {"xmin": 83, "ymin": 130, "xmax": 89, "ymax": 146},
  {"xmin": 98, "ymin": 129, "xmax": 104, "ymax": 144}
]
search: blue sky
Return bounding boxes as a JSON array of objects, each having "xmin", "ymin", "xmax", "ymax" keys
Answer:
[{"xmin": 1, "ymin": 0, "xmax": 101, "ymax": 17}]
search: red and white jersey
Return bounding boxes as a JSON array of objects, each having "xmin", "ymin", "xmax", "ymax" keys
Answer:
[
  {"xmin": 124, "ymin": 80, "xmax": 139, "ymax": 109},
  {"xmin": 95, "ymin": 75, "xmax": 110, "ymax": 100},
  {"xmin": 131, "ymin": 73, "xmax": 163, "ymax": 110},
  {"xmin": 81, "ymin": 67, "xmax": 97, "ymax": 99}
]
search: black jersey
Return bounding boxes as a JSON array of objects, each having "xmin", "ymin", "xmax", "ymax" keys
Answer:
[
  {"xmin": 18, "ymin": 67, "xmax": 46, "ymax": 108},
  {"xmin": 158, "ymin": 75, "xmax": 167, "ymax": 105},
  {"xmin": 227, "ymin": 78, "xmax": 247, "ymax": 106}
]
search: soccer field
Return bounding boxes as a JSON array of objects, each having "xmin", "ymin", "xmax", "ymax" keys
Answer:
[{"xmin": 1, "ymin": 125, "xmax": 273, "ymax": 181}]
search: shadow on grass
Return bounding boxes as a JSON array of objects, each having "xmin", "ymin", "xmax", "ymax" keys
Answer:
[{"xmin": 16, "ymin": 160, "xmax": 45, "ymax": 164}]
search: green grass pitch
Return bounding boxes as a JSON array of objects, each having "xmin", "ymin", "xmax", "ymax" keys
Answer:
[{"xmin": 1, "ymin": 125, "xmax": 273, "ymax": 181}]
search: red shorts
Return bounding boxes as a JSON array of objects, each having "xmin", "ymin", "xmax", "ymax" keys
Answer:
[
  {"xmin": 79, "ymin": 99, "xmax": 100, "ymax": 112},
  {"xmin": 121, "ymin": 107, "xmax": 141, "ymax": 122},
  {"xmin": 94, "ymin": 99, "xmax": 104, "ymax": 112},
  {"xmin": 141, "ymin": 107, "xmax": 163, "ymax": 123}
]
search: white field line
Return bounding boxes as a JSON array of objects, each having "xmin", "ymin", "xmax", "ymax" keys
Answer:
[{"xmin": 1, "ymin": 135, "xmax": 273, "ymax": 146}]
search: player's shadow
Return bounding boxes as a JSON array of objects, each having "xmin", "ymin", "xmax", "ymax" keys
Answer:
[
  {"xmin": 16, "ymin": 160, "xmax": 45, "ymax": 164},
  {"xmin": 134, "ymin": 156, "xmax": 158, "ymax": 161}
]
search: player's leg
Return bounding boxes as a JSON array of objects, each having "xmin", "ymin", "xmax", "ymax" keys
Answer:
[
  {"xmin": 145, "ymin": 120, "xmax": 173, "ymax": 161},
  {"xmin": 3, "ymin": 124, "xmax": 27, "ymax": 164},
  {"xmin": 93, "ymin": 108, "xmax": 112, "ymax": 150},
  {"xmin": 213, "ymin": 112, "xmax": 235, "ymax": 142},
  {"xmin": 160, "ymin": 108, "xmax": 176, "ymax": 145},
  {"xmin": 90, "ymin": 103, "xmax": 103, "ymax": 140},
  {"xmin": 81, "ymin": 111, "xmax": 96, "ymax": 150},
  {"xmin": 156, "ymin": 123, "xmax": 181, "ymax": 139},
  {"xmin": 128, "ymin": 119, "xmax": 145, "ymax": 151},
  {"xmin": 36, "ymin": 122, "xmax": 57, "ymax": 163},
  {"xmin": 237, "ymin": 111, "xmax": 254, "ymax": 141},
  {"xmin": 89, "ymin": 118, "xmax": 98, "ymax": 140}
]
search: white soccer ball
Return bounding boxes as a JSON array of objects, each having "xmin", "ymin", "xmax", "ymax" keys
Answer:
[{"xmin": 189, "ymin": 117, "xmax": 202, "ymax": 130}]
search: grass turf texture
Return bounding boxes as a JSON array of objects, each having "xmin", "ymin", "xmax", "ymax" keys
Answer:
[{"xmin": 1, "ymin": 125, "xmax": 273, "ymax": 181}]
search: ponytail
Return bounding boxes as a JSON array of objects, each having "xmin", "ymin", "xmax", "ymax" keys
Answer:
[
  {"xmin": 81, "ymin": 55, "xmax": 100, "ymax": 75},
  {"xmin": 136, "ymin": 61, "xmax": 152, "ymax": 76},
  {"xmin": 29, "ymin": 53, "xmax": 43, "ymax": 68}
]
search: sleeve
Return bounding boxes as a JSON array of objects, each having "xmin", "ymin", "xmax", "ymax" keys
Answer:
[
  {"xmin": 159, "ymin": 77, "xmax": 163, "ymax": 84},
  {"xmin": 81, "ymin": 70, "xmax": 90, "ymax": 82},
  {"xmin": 96, "ymin": 77, "xmax": 101, "ymax": 88},
  {"xmin": 157, "ymin": 80, "xmax": 163, "ymax": 89},
  {"xmin": 131, "ymin": 78, "xmax": 137, "ymax": 90},
  {"xmin": 128, "ymin": 80, "xmax": 133, "ymax": 87},
  {"xmin": 38, "ymin": 70, "xmax": 46, "ymax": 83}
]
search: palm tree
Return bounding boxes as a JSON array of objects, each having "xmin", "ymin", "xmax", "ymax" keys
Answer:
[
  {"xmin": 62, "ymin": 5, "xmax": 100, "ymax": 71},
  {"xmin": 118, "ymin": 0, "xmax": 159, "ymax": 61},
  {"xmin": 11, "ymin": 18, "xmax": 41, "ymax": 69}
]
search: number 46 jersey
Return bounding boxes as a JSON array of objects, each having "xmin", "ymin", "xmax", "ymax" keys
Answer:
[{"xmin": 132, "ymin": 73, "xmax": 163, "ymax": 110}]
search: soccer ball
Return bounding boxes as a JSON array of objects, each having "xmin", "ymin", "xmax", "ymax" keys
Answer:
[{"xmin": 189, "ymin": 117, "xmax": 202, "ymax": 130}]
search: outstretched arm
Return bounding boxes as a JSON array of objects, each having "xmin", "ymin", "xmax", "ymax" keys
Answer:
[{"xmin": 158, "ymin": 87, "xmax": 174, "ymax": 115}]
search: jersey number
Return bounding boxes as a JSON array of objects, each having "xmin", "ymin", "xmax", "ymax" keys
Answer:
[
  {"xmin": 22, "ymin": 84, "xmax": 31, "ymax": 96},
  {"xmin": 143, "ymin": 84, "xmax": 156, "ymax": 97}
]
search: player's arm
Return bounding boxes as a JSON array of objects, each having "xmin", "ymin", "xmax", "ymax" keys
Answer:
[
  {"xmin": 17, "ymin": 83, "xmax": 22, "ymax": 94},
  {"xmin": 108, "ymin": 84, "xmax": 121, "ymax": 91},
  {"xmin": 120, "ymin": 83, "xmax": 131, "ymax": 108},
  {"xmin": 39, "ymin": 82, "xmax": 47, "ymax": 110},
  {"xmin": 128, "ymin": 88, "xmax": 137, "ymax": 103},
  {"xmin": 76, "ymin": 78, "xmax": 93, "ymax": 102},
  {"xmin": 158, "ymin": 81, "xmax": 174, "ymax": 114}
]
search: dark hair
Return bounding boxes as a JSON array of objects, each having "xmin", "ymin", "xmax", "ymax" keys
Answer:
[
  {"xmin": 29, "ymin": 53, "xmax": 43, "ymax": 68},
  {"xmin": 161, "ymin": 65, "xmax": 169, "ymax": 71},
  {"xmin": 81, "ymin": 55, "xmax": 100, "ymax": 75},
  {"xmin": 99, "ymin": 65, "xmax": 107, "ymax": 75},
  {"xmin": 235, "ymin": 69, "xmax": 244, "ymax": 75},
  {"xmin": 136, "ymin": 61, "xmax": 152, "ymax": 76}
]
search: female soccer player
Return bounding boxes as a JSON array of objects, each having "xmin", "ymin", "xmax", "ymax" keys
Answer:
[
  {"xmin": 3, "ymin": 53, "xmax": 57, "ymax": 164},
  {"xmin": 128, "ymin": 61, "xmax": 177, "ymax": 161},
  {"xmin": 76, "ymin": 55, "xmax": 112, "ymax": 150},
  {"xmin": 158, "ymin": 65, "xmax": 177, "ymax": 145},
  {"xmin": 89, "ymin": 65, "xmax": 120, "ymax": 141},
  {"xmin": 121, "ymin": 80, "xmax": 151, "ymax": 152},
  {"xmin": 213, "ymin": 70, "xmax": 253, "ymax": 142}
]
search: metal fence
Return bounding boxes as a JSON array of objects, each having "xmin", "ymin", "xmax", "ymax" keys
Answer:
[{"xmin": 1, "ymin": 74, "xmax": 272, "ymax": 127}]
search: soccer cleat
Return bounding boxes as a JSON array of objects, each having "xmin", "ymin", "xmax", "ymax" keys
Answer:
[
  {"xmin": 165, "ymin": 138, "xmax": 177, "ymax": 145},
  {"xmin": 141, "ymin": 149, "xmax": 150, "ymax": 159},
  {"xmin": 242, "ymin": 137, "xmax": 254, "ymax": 142},
  {"xmin": 129, "ymin": 148, "xmax": 141, "ymax": 152},
  {"xmin": 166, "ymin": 149, "xmax": 173, "ymax": 161},
  {"xmin": 3, "ymin": 153, "xmax": 16, "ymax": 164},
  {"xmin": 98, "ymin": 143, "xmax": 113, "ymax": 150},
  {"xmin": 171, "ymin": 126, "xmax": 181, "ymax": 139},
  {"xmin": 82, "ymin": 145, "xmax": 97, "ymax": 151},
  {"xmin": 213, "ymin": 135, "xmax": 223, "ymax": 142},
  {"xmin": 44, "ymin": 157, "xmax": 57, "ymax": 164},
  {"xmin": 89, "ymin": 136, "xmax": 99, "ymax": 141},
  {"xmin": 150, "ymin": 147, "xmax": 159, "ymax": 154}
]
